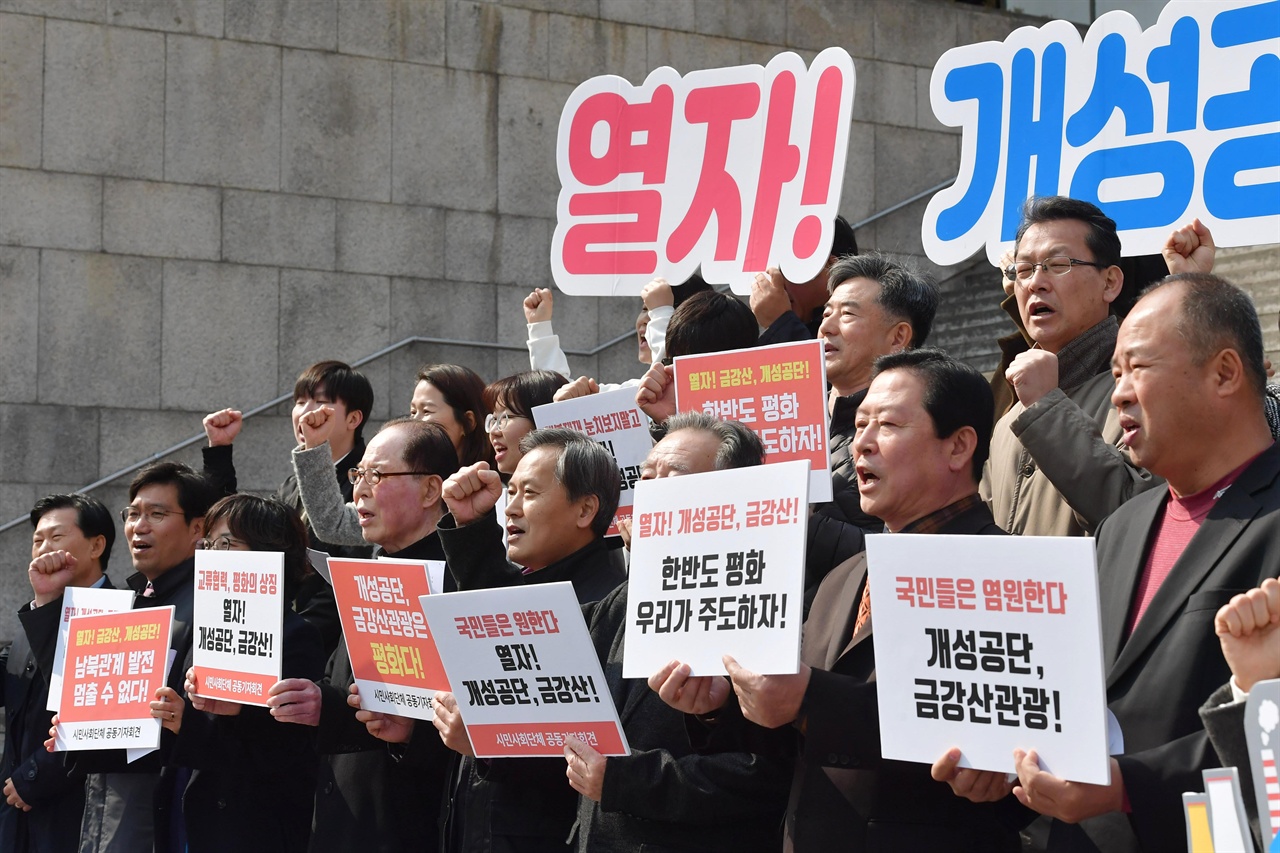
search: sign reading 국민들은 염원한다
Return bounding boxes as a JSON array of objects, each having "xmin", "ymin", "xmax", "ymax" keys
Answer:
[
  {"xmin": 551, "ymin": 47, "xmax": 855, "ymax": 295},
  {"xmin": 532, "ymin": 386, "xmax": 654, "ymax": 537},
  {"xmin": 330, "ymin": 557, "xmax": 451, "ymax": 720},
  {"xmin": 622, "ymin": 459, "xmax": 808, "ymax": 679},
  {"xmin": 922, "ymin": 0, "xmax": 1280, "ymax": 267},
  {"xmin": 55, "ymin": 606, "xmax": 174, "ymax": 752},
  {"xmin": 191, "ymin": 550, "xmax": 285, "ymax": 707},
  {"xmin": 418, "ymin": 582, "xmax": 629, "ymax": 759},
  {"xmin": 673, "ymin": 339, "xmax": 831, "ymax": 503},
  {"xmin": 867, "ymin": 534, "xmax": 1111, "ymax": 785}
]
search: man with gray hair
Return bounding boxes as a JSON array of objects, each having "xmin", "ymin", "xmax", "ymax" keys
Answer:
[
  {"xmin": 807, "ymin": 253, "xmax": 940, "ymax": 604},
  {"xmin": 428, "ymin": 428, "xmax": 627, "ymax": 852},
  {"xmin": 561, "ymin": 413, "xmax": 791, "ymax": 852}
]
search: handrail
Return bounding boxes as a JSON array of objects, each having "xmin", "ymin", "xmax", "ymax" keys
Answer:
[
  {"xmin": 848, "ymin": 178, "xmax": 954, "ymax": 231},
  {"xmin": 0, "ymin": 329, "xmax": 637, "ymax": 535},
  {"xmin": 0, "ymin": 178, "xmax": 961, "ymax": 538}
]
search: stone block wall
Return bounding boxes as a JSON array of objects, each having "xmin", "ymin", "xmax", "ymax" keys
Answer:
[{"xmin": 0, "ymin": 0, "xmax": 1049, "ymax": 641}]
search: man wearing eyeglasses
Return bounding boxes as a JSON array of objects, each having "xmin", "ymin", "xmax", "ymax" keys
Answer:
[
  {"xmin": 20, "ymin": 462, "xmax": 214, "ymax": 853},
  {"xmin": 267, "ymin": 418, "xmax": 460, "ymax": 853},
  {"xmin": 981, "ymin": 196, "xmax": 1213, "ymax": 537}
]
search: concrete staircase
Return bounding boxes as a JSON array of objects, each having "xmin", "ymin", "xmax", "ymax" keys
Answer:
[{"xmin": 930, "ymin": 257, "xmax": 1009, "ymax": 374}]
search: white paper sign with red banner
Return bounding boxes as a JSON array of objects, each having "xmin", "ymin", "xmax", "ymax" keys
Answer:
[
  {"xmin": 673, "ymin": 339, "xmax": 831, "ymax": 502},
  {"xmin": 192, "ymin": 550, "xmax": 285, "ymax": 708},
  {"xmin": 330, "ymin": 557, "xmax": 450, "ymax": 720},
  {"xmin": 552, "ymin": 47, "xmax": 856, "ymax": 295},
  {"xmin": 532, "ymin": 386, "xmax": 655, "ymax": 536},
  {"xmin": 622, "ymin": 459, "xmax": 808, "ymax": 678},
  {"xmin": 55, "ymin": 606, "xmax": 175, "ymax": 751},
  {"xmin": 418, "ymin": 582, "xmax": 628, "ymax": 758},
  {"xmin": 46, "ymin": 585, "xmax": 134, "ymax": 713},
  {"xmin": 867, "ymin": 534, "xmax": 1110, "ymax": 785},
  {"xmin": 922, "ymin": 0, "xmax": 1280, "ymax": 267}
]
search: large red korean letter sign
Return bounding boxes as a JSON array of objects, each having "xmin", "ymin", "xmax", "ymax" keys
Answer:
[{"xmin": 552, "ymin": 48, "xmax": 856, "ymax": 296}]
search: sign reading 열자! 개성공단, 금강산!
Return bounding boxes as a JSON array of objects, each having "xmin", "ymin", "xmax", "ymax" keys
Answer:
[
  {"xmin": 419, "ymin": 582, "xmax": 628, "ymax": 759},
  {"xmin": 330, "ymin": 557, "xmax": 450, "ymax": 721},
  {"xmin": 622, "ymin": 459, "xmax": 808, "ymax": 679},
  {"xmin": 55, "ymin": 606, "xmax": 174, "ymax": 751},
  {"xmin": 532, "ymin": 386, "xmax": 654, "ymax": 537},
  {"xmin": 551, "ymin": 47, "xmax": 855, "ymax": 296},
  {"xmin": 867, "ymin": 534, "xmax": 1111, "ymax": 785},
  {"xmin": 922, "ymin": 0, "xmax": 1280, "ymax": 266}
]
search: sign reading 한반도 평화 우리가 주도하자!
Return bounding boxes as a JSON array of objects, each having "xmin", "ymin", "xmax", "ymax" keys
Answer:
[
  {"xmin": 191, "ymin": 549, "xmax": 285, "ymax": 708},
  {"xmin": 551, "ymin": 47, "xmax": 855, "ymax": 295},
  {"xmin": 622, "ymin": 459, "xmax": 808, "ymax": 679},
  {"xmin": 673, "ymin": 339, "xmax": 831, "ymax": 502},
  {"xmin": 55, "ymin": 606, "xmax": 175, "ymax": 752},
  {"xmin": 532, "ymin": 386, "xmax": 654, "ymax": 537},
  {"xmin": 418, "ymin": 582, "xmax": 629, "ymax": 759},
  {"xmin": 329, "ymin": 556, "xmax": 450, "ymax": 720},
  {"xmin": 921, "ymin": 0, "xmax": 1280, "ymax": 267},
  {"xmin": 866, "ymin": 534, "xmax": 1111, "ymax": 785}
]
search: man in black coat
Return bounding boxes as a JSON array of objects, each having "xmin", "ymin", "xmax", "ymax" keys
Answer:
[
  {"xmin": 21, "ymin": 463, "xmax": 215, "ymax": 853},
  {"xmin": 566, "ymin": 412, "xmax": 791, "ymax": 852},
  {"xmin": 2, "ymin": 494, "xmax": 116, "ymax": 853},
  {"xmin": 422, "ymin": 428, "xmax": 626, "ymax": 852},
  {"xmin": 652, "ymin": 350, "xmax": 1029, "ymax": 852},
  {"xmin": 266, "ymin": 418, "xmax": 460, "ymax": 853}
]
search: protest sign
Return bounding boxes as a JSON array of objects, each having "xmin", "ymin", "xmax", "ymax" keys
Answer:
[
  {"xmin": 330, "ymin": 557, "xmax": 449, "ymax": 719},
  {"xmin": 46, "ymin": 586, "xmax": 134, "ymax": 713},
  {"xmin": 867, "ymin": 534, "xmax": 1110, "ymax": 784},
  {"xmin": 419, "ymin": 582, "xmax": 627, "ymax": 758},
  {"xmin": 1244, "ymin": 677, "xmax": 1280, "ymax": 848},
  {"xmin": 552, "ymin": 47, "xmax": 855, "ymax": 295},
  {"xmin": 56, "ymin": 606, "xmax": 174, "ymax": 751},
  {"xmin": 923, "ymin": 0, "xmax": 1280, "ymax": 266},
  {"xmin": 673, "ymin": 339, "xmax": 830, "ymax": 501},
  {"xmin": 622, "ymin": 459, "xmax": 808, "ymax": 678},
  {"xmin": 533, "ymin": 386, "xmax": 654, "ymax": 536},
  {"xmin": 191, "ymin": 550, "xmax": 285, "ymax": 707}
]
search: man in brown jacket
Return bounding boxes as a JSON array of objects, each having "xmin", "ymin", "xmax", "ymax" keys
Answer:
[{"xmin": 981, "ymin": 196, "xmax": 1213, "ymax": 536}]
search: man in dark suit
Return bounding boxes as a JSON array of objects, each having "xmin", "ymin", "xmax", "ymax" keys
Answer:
[
  {"xmin": 567, "ymin": 412, "xmax": 791, "ymax": 852},
  {"xmin": 941, "ymin": 273, "xmax": 1280, "ymax": 853},
  {"xmin": 2, "ymin": 494, "xmax": 116, "ymax": 853},
  {"xmin": 652, "ymin": 349, "xmax": 1028, "ymax": 852},
  {"xmin": 22, "ymin": 463, "xmax": 215, "ymax": 853},
  {"xmin": 265, "ymin": 418, "xmax": 460, "ymax": 853}
]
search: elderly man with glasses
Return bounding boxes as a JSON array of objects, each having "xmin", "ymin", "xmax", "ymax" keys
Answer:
[
  {"xmin": 265, "ymin": 418, "xmax": 461, "ymax": 853},
  {"xmin": 980, "ymin": 196, "xmax": 1214, "ymax": 537}
]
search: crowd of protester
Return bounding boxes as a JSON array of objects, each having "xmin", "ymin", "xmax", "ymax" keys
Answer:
[{"xmin": 3, "ymin": 195, "xmax": 1279, "ymax": 853}]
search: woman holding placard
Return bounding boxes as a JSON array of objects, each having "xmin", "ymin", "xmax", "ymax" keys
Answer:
[{"xmin": 154, "ymin": 495, "xmax": 325, "ymax": 853}]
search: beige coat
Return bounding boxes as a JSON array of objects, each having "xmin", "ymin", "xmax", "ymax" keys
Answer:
[{"xmin": 982, "ymin": 319, "xmax": 1161, "ymax": 536}]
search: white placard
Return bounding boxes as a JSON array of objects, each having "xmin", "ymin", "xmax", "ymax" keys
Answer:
[
  {"xmin": 46, "ymin": 586, "xmax": 134, "ymax": 713},
  {"xmin": 622, "ymin": 460, "xmax": 808, "ymax": 678},
  {"xmin": 419, "ymin": 582, "xmax": 628, "ymax": 758},
  {"xmin": 379, "ymin": 555, "xmax": 446, "ymax": 596},
  {"xmin": 867, "ymin": 534, "xmax": 1109, "ymax": 785},
  {"xmin": 533, "ymin": 386, "xmax": 654, "ymax": 537},
  {"xmin": 192, "ymin": 551, "xmax": 285, "ymax": 707}
]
